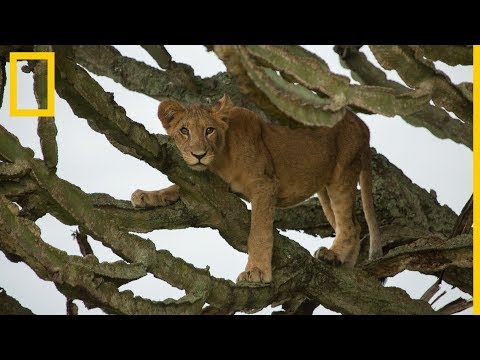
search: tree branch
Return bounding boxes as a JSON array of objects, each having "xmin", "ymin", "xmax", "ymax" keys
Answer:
[
  {"xmin": 333, "ymin": 45, "xmax": 472, "ymax": 149},
  {"xmin": 0, "ymin": 287, "xmax": 34, "ymax": 315},
  {"xmin": 239, "ymin": 45, "xmax": 432, "ymax": 117},
  {"xmin": 72, "ymin": 45, "xmax": 201, "ymax": 102},
  {"xmin": 0, "ymin": 196, "xmax": 206, "ymax": 314},
  {"xmin": 141, "ymin": 45, "xmax": 172, "ymax": 69},
  {"xmin": 72, "ymin": 45, "xmax": 276, "ymax": 122},
  {"xmin": 436, "ymin": 298, "xmax": 473, "ymax": 315},
  {"xmin": 140, "ymin": 45, "xmax": 197, "ymax": 91},
  {"xmin": 33, "ymin": 45, "xmax": 58, "ymax": 171},
  {"xmin": 361, "ymin": 234, "xmax": 472, "ymax": 278},
  {"xmin": 411, "ymin": 45, "xmax": 473, "ymax": 66},
  {"xmin": 370, "ymin": 45, "xmax": 472, "ymax": 123},
  {"xmin": 451, "ymin": 194, "xmax": 473, "ymax": 237}
]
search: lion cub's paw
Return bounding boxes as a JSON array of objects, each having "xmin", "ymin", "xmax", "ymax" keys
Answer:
[
  {"xmin": 314, "ymin": 247, "xmax": 342, "ymax": 266},
  {"xmin": 236, "ymin": 267, "xmax": 272, "ymax": 284},
  {"xmin": 131, "ymin": 189, "xmax": 178, "ymax": 208},
  {"xmin": 131, "ymin": 190, "xmax": 151, "ymax": 208},
  {"xmin": 369, "ymin": 248, "xmax": 383, "ymax": 261}
]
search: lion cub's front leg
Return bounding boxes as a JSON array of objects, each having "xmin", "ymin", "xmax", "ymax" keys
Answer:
[
  {"xmin": 237, "ymin": 182, "xmax": 275, "ymax": 284},
  {"xmin": 131, "ymin": 184, "xmax": 180, "ymax": 208}
]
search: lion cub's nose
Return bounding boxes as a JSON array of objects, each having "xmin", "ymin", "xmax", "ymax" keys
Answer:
[{"xmin": 192, "ymin": 152, "xmax": 207, "ymax": 160}]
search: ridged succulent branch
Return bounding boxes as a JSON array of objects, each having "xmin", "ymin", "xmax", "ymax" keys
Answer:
[
  {"xmin": 212, "ymin": 45, "xmax": 299, "ymax": 125},
  {"xmin": 54, "ymin": 46, "xmax": 165, "ymax": 170},
  {"xmin": 369, "ymin": 45, "xmax": 472, "ymax": 123},
  {"xmin": 410, "ymin": 45, "xmax": 473, "ymax": 67},
  {"xmin": 0, "ymin": 196, "xmax": 206, "ymax": 315},
  {"xmin": 33, "ymin": 45, "xmax": 58, "ymax": 171},
  {"xmin": 0, "ymin": 287, "xmax": 34, "ymax": 315},
  {"xmin": 241, "ymin": 45, "xmax": 432, "ymax": 120},
  {"xmin": 72, "ymin": 45, "xmax": 202, "ymax": 103},
  {"xmin": 237, "ymin": 47, "xmax": 346, "ymax": 127},
  {"xmin": 334, "ymin": 45, "xmax": 472, "ymax": 149},
  {"xmin": 140, "ymin": 45, "xmax": 197, "ymax": 91}
]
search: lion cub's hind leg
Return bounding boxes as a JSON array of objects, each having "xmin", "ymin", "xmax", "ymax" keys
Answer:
[
  {"xmin": 131, "ymin": 184, "xmax": 180, "ymax": 208},
  {"xmin": 317, "ymin": 187, "xmax": 336, "ymax": 229},
  {"xmin": 315, "ymin": 179, "xmax": 361, "ymax": 268}
]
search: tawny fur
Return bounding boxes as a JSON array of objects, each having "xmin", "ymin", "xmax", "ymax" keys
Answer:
[{"xmin": 131, "ymin": 95, "xmax": 383, "ymax": 283}]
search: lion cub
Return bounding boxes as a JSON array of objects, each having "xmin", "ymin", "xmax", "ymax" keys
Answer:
[{"xmin": 132, "ymin": 95, "xmax": 382, "ymax": 283}]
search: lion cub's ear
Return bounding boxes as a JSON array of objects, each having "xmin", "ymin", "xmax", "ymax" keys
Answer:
[
  {"xmin": 158, "ymin": 100, "xmax": 185, "ymax": 131},
  {"xmin": 211, "ymin": 94, "xmax": 234, "ymax": 121}
]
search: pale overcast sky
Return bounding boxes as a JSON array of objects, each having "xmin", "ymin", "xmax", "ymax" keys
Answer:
[{"xmin": 0, "ymin": 46, "xmax": 473, "ymax": 315}]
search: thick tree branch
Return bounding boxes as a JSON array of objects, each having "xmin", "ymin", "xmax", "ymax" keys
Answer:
[
  {"xmin": 370, "ymin": 45, "xmax": 472, "ymax": 123},
  {"xmin": 33, "ymin": 45, "xmax": 58, "ymax": 171},
  {"xmin": 72, "ymin": 45, "xmax": 274, "ymax": 121},
  {"xmin": 72, "ymin": 45, "xmax": 202, "ymax": 102},
  {"xmin": 0, "ymin": 287, "xmax": 34, "ymax": 315},
  {"xmin": 140, "ymin": 45, "xmax": 197, "ymax": 91},
  {"xmin": 0, "ymin": 196, "xmax": 206, "ymax": 315},
  {"xmin": 333, "ymin": 45, "xmax": 472, "ymax": 149},
  {"xmin": 411, "ymin": 45, "xmax": 473, "ymax": 66},
  {"xmin": 361, "ymin": 234, "xmax": 472, "ymax": 278},
  {"xmin": 241, "ymin": 45, "xmax": 433, "ymax": 117}
]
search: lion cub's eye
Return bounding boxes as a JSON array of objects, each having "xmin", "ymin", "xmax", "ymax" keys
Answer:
[
  {"xmin": 180, "ymin": 127, "xmax": 189, "ymax": 135},
  {"xmin": 206, "ymin": 127, "xmax": 215, "ymax": 135}
]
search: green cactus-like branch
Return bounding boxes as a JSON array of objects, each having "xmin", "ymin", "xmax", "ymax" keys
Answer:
[
  {"xmin": 0, "ymin": 160, "xmax": 31, "ymax": 180},
  {"xmin": 33, "ymin": 45, "xmax": 58, "ymax": 171},
  {"xmin": 0, "ymin": 196, "xmax": 206, "ymax": 315},
  {"xmin": 72, "ymin": 45, "xmax": 202, "ymax": 103},
  {"xmin": 370, "ymin": 45, "xmax": 472, "ymax": 123},
  {"xmin": 243, "ymin": 45, "xmax": 432, "ymax": 118},
  {"xmin": 334, "ymin": 45, "xmax": 472, "ymax": 149},
  {"xmin": 0, "ymin": 287, "xmax": 34, "ymax": 315},
  {"xmin": 212, "ymin": 45, "xmax": 297, "ymax": 125},
  {"xmin": 237, "ymin": 47, "xmax": 346, "ymax": 127},
  {"xmin": 54, "ymin": 46, "xmax": 165, "ymax": 170},
  {"xmin": 411, "ymin": 45, "xmax": 473, "ymax": 66}
]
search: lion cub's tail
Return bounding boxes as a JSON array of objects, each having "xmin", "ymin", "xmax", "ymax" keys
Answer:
[{"xmin": 360, "ymin": 147, "xmax": 383, "ymax": 260}]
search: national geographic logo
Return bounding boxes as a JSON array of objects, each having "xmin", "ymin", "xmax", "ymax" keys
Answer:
[{"xmin": 9, "ymin": 52, "xmax": 55, "ymax": 117}]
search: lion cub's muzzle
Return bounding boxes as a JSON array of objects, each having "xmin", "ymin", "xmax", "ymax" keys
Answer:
[{"xmin": 185, "ymin": 151, "xmax": 213, "ymax": 170}]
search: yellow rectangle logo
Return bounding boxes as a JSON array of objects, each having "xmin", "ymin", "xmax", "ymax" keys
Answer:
[
  {"xmin": 9, "ymin": 52, "xmax": 55, "ymax": 117},
  {"xmin": 474, "ymin": 45, "xmax": 479, "ymax": 315}
]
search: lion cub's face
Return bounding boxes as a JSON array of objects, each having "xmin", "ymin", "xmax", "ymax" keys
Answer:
[{"xmin": 158, "ymin": 95, "xmax": 233, "ymax": 171}]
